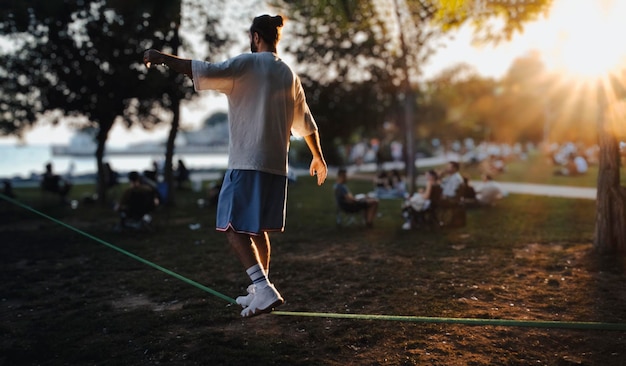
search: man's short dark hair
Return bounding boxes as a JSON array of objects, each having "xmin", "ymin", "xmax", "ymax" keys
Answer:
[
  {"xmin": 449, "ymin": 161, "xmax": 460, "ymax": 171},
  {"xmin": 250, "ymin": 14, "xmax": 284, "ymax": 47}
]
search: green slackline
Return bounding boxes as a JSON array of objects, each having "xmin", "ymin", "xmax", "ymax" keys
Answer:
[
  {"xmin": 0, "ymin": 193, "xmax": 237, "ymax": 305},
  {"xmin": 272, "ymin": 311, "xmax": 626, "ymax": 331},
  {"xmin": 2, "ymin": 192, "xmax": 626, "ymax": 331}
]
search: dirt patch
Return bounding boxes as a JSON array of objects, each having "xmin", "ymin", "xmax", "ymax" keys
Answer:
[{"xmin": 1, "ymin": 198, "xmax": 625, "ymax": 365}]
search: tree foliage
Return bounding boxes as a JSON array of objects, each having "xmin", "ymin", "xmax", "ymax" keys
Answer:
[
  {"xmin": 0, "ymin": 0, "xmax": 230, "ymax": 203},
  {"xmin": 420, "ymin": 63, "xmax": 498, "ymax": 144},
  {"xmin": 274, "ymin": 0, "xmax": 553, "ymax": 165},
  {"xmin": 434, "ymin": 0, "xmax": 553, "ymax": 43},
  {"xmin": 1, "ymin": 1, "xmax": 175, "ymax": 135}
]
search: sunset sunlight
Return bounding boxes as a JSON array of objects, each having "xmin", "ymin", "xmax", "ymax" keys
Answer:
[
  {"xmin": 542, "ymin": 0, "xmax": 626, "ymax": 80},
  {"xmin": 520, "ymin": 0, "xmax": 626, "ymax": 142}
]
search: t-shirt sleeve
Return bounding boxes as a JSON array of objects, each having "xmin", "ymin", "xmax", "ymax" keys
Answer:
[
  {"xmin": 290, "ymin": 76, "xmax": 318, "ymax": 138},
  {"xmin": 191, "ymin": 59, "xmax": 235, "ymax": 94}
]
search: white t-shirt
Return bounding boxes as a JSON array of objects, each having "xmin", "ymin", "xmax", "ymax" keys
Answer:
[
  {"xmin": 441, "ymin": 172, "xmax": 464, "ymax": 198},
  {"xmin": 191, "ymin": 53, "xmax": 317, "ymax": 176}
]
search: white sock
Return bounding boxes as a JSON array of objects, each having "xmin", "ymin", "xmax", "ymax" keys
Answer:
[{"xmin": 246, "ymin": 264, "xmax": 269, "ymax": 289}]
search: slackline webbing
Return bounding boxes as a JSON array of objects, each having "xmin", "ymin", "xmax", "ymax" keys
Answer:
[
  {"xmin": 2, "ymin": 192, "xmax": 626, "ymax": 331},
  {"xmin": 0, "ymin": 193, "xmax": 236, "ymax": 304},
  {"xmin": 271, "ymin": 311, "xmax": 626, "ymax": 330}
]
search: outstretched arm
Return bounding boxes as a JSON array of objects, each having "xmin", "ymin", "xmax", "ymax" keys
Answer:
[
  {"xmin": 143, "ymin": 49, "xmax": 192, "ymax": 78},
  {"xmin": 303, "ymin": 132, "xmax": 327, "ymax": 186}
]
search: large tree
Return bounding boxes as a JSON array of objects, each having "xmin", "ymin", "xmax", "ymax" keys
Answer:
[
  {"xmin": 0, "ymin": 0, "xmax": 230, "ymax": 205},
  {"xmin": 594, "ymin": 74, "xmax": 626, "ymax": 254},
  {"xmin": 0, "ymin": 0, "xmax": 180, "ymax": 203}
]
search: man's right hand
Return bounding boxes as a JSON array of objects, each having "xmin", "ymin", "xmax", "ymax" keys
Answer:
[{"xmin": 310, "ymin": 156, "xmax": 327, "ymax": 186}]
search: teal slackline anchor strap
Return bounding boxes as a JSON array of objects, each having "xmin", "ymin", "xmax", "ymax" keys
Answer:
[
  {"xmin": 0, "ymin": 193, "xmax": 237, "ymax": 305},
  {"xmin": 2, "ymin": 192, "xmax": 626, "ymax": 331}
]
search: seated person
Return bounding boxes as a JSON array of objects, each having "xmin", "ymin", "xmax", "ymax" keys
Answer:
[
  {"xmin": 3, "ymin": 179, "xmax": 16, "ymax": 199},
  {"xmin": 462, "ymin": 175, "xmax": 477, "ymax": 205},
  {"xmin": 573, "ymin": 155, "xmax": 588, "ymax": 175},
  {"xmin": 555, "ymin": 153, "xmax": 587, "ymax": 176},
  {"xmin": 175, "ymin": 159, "xmax": 191, "ymax": 189},
  {"xmin": 436, "ymin": 160, "xmax": 468, "ymax": 227},
  {"xmin": 475, "ymin": 174, "xmax": 506, "ymax": 206},
  {"xmin": 207, "ymin": 171, "xmax": 225, "ymax": 207},
  {"xmin": 142, "ymin": 160, "xmax": 160, "ymax": 184},
  {"xmin": 439, "ymin": 161, "xmax": 465, "ymax": 200},
  {"xmin": 374, "ymin": 169, "xmax": 406, "ymax": 199},
  {"xmin": 389, "ymin": 169, "xmax": 407, "ymax": 198},
  {"xmin": 334, "ymin": 168, "xmax": 379, "ymax": 227},
  {"xmin": 41, "ymin": 162, "xmax": 72, "ymax": 202},
  {"xmin": 104, "ymin": 162, "xmax": 120, "ymax": 189},
  {"xmin": 401, "ymin": 170, "xmax": 442, "ymax": 230},
  {"xmin": 115, "ymin": 171, "xmax": 159, "ymax": 229},
  {"xmin": 373, "ymin": 169, "xmax": 391, "ymax": 195}
]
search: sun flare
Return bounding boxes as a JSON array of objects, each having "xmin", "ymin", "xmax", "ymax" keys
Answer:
[{"xmin": 546, "ymin": 0, "xmax": 626, "ymax": 79}]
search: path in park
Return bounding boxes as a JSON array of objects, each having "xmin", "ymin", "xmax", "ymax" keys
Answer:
[
  {"xmin": 493, "ymin": 182, "xmax": 595, "ymax": 200},
  {"xmin": 336, "ymin": 154, "xmax": 597, "ymax": 201}
]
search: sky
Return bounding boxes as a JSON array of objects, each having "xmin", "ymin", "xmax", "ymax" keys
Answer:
[{"xmin": 3, "ymin": 0, "xmax": 625, "ymax": 147}]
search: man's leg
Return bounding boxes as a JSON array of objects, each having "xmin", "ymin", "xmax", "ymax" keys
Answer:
[
  {"xmin": 225, "ymin": 229, "xmax": 283, "ymax": 317},
  {"xmin": 226, "ymin": 229, "xmax": 261, "ymax": 269},
  {"xmin": 251, "ymin": 232, "xmax": 270, "ymax": 272},
  {"xmin": 236, "ymin": 232, "xmax": 270, "ymax": 309}
]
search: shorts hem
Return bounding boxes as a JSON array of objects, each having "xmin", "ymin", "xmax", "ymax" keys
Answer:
[{"xmin": 216, "ymin": 223, "xmax": 285, "ymax": 235}]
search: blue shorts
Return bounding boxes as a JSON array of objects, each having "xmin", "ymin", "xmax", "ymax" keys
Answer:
[{"xmin": 216, "ymin": 169, "xmax": 288, "ymax": 235}]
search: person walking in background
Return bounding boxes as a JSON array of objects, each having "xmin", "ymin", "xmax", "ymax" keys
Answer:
[{"xmin": 143, "ymin": 14, "xmax": 328, "ymax": 318}]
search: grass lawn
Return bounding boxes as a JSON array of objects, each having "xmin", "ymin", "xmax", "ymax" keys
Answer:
[
  {"xmin": 1, "ymin": 156, "xmax": 625, "ymax": 365},
  {"xmin": 415, "ymin": 150, "xmax": 624, "ymax": 188}
]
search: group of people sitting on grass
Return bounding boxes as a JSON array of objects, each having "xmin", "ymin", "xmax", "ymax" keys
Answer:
[
  {"xmin": 372, "ymin": 169, "xmax": 406, "ymax": 199},
  {"xmin": 41, "ymin": 162, "xmax": 73, "ymax": 204},
  {"xmin": 37, "ymin": 159, "xmax": 194, "ymax": 231},
  {"xmin": 333, "ymin": 161, "xmax": 507, "ymax": 230},
  {"xmin": 114, "ymin": 171, "xmax": 160, "ymax": 231}
]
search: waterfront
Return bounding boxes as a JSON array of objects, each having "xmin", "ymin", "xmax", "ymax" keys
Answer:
[{"xmin": 0, "ymin": 143, "xmax": 228, "ymax": 182}]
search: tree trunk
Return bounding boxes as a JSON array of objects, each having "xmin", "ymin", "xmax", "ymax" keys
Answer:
[
  {"xmin": 95, "ymin": 121, "xmax": 113, "ymax": 206},
  {"xmin": 393, "ymin": 0, "xmax": 416, "ymax": 195},
  {"xmin": 594, "ymin": 86, "xmax": 626, "ymax": 254},
  {"xmin": 403, "ymin": 91, "xmax": 416, "ymax": 195},
  {"xmin": 162, "ymin": 20, "xmax": 182, "ymax": 207},
  {"xmin": 164, "ymin": 97, "xmax": 180, "ymax": 206}
]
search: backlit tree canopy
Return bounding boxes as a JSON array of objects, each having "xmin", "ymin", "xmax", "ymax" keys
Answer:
[
  {"xmin": 0, "ymin": 0, "xmax": 230, "ymax": 204},
  {"xmin": 274, "ymin": 0, "xmax": 553, "ymax": 164}
]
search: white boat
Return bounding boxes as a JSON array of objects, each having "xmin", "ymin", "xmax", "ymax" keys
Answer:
[
  {"xmin": 52, "ymin": 118, "xmax": 230, "ymax": 156},
  {"xmin": 51, "ymin": 131, "xmax": 97, "ymax": 156}
]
